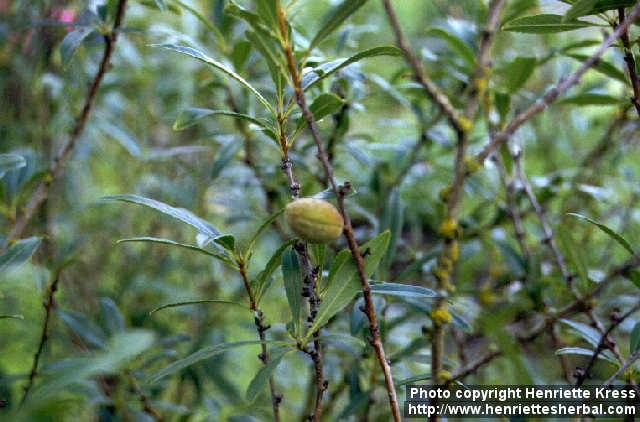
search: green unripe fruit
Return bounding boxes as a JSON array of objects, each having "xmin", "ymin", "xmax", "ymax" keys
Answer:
[{"xmin": 285, "ymin": 198, "xmax": 344, "ymax": 244}]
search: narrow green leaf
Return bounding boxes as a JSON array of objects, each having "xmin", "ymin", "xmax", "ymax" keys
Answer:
[
  {"xmin": 302, "ymin": 46, "xmax": 402, "ymax": 90},
  {"xmin": 396, "ymin": 373, "xmax": 431, "ymax": 386},
  {"xmin": 558, "ymin": 93, "xmax": 624, "ymax": 105},
  {"xmin": 306, "ymin": 231, "xmax": 391, "ymax": 341},
  {"xmin": 232, "ymin": 40, "xmax": 252, "ymax": 71},
  {"xmin": 309, "ymin": 0, "xmax": 368, "ymax": 49},
  {"xmin": 147, "ymin": 340, "xmax": 291, "ymax": 383},
  {"xmin": 253, "ymin": 239, "xmax": 297, "ymax": 304},
  {"xmin": 60, "ymin": 27, "xmax": 95, "ymax": 65},
  {"xmin": 502, "ymin": 14, "xmax": 593, "ymax": 33},
  {"xmin": 100, "ymin": 298, "xmax": 125, "ymax": 335},
  {"xmin": 244, "ymin": 208, "xmax": 285, "ymax": 262},
  {"xmin": 0, "ymin": 314, "xmax": 24, "ymax": 320},
  {"xmin": 117, "ymin": 237, "xmax": 234, "ymax": 266},
  {"xmin": 555, "ymin": 347, "xmax": 616, "ymax": 364},
  {"xmin": 566, "ymin": 54, "xmax": 628, "ymax": 84},
  {"xmin": 156, "ymin": 44, "xmax": 273, "ymax": 112},
  {"xmin": 57, "ymin": 309, "xmax": 107, "ymax": 349},
  {"xmin": 369, "ymin": 282, "xmax": 439, "ymax": 299},
  {"xmin": 631, "ymin": 322, "xmax": 640, "ymax": 353},
  {"xmin": 557, "ymin": 227, "xmax": 590, "ymax": 287},
  {"xmin": 563, "ymin": 0, "xmax": 598, "ymax": 22},
  {"xmin": 0, "ymin": 237, "xmax": 41, "ymax": 275},
  {"xmin": 293, "ymin": 93, "xmax": 345, "ymax": 138},
  {"xmin": 213, "ymin": 234, "xmax": 235, "ymax": 252},
  {"xmin": 568, "ymin": 213, "xmax": 635, "ymax": 256},
  {"xmin": 28, "ymin": 331, "xmax": 155, "ymax": 403},
  {"xmin": 150, "ymin": 299, "xmax": 244, "ymax": 315},
  {"xmin": 425, "ymin": 27, "xmax": 475, "ymax": 67},
  {"xmin": 211, "ymin": 141, "xmax": 243, "ymax": 181},
  {"xmin": 0, "ymin": 153, "xmax": 26, "ymax": 179},
  {"xmin": 498, "ymin": 57, "xmax": 537, "ymax": 93},
  {"xmin": 103, "ymin": 194, "xmax": 221, "ymax": 240},
  {"xmin": 501, "ymin": 0, "xmax": 538, "ymax": 25},
  {"xmin": 246, "ymin": 348, "xmax": 291, "ymax": 402},
  {"xmin": 282, "ymin": 247, "xmax": 303, "ymax": 339},
  {"xmin": 173, "ymin": 108, "xmax": 274, "ymax": 137},
  {"xmin": 559, "ymin": 318, "xmax": 601, "ymax": 348}
]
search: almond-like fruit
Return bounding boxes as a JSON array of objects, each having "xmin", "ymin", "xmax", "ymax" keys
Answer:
[{"xmin": 285, "ymin": 198, "xmax": 344, "ymax": 244}]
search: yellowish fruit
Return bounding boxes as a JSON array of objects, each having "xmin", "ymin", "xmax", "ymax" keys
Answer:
[{"xmin": 285, "ymin": 198, "xmax": 344, "ymax": 244}]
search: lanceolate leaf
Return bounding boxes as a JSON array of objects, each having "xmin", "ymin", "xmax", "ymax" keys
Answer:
[
  {"xmin": 103, "ymin": 194, "xmax": 221, "ymax": 240},
  {"xmin": 246, "ymin": 348, "xmax": 292, "ymax": 402},
  {"xmin": 302, "ymin": 46, "xmax": 402, "ymax": 90},
  {"xmin": 293, "ymin": 93, "xmax": 345, "ymax": 138},
  {"xmin": 568, "ymin": 213, "xmax": 635, "ymax": 256},
  {"xmin": 566, "ymin": 54, "xmax": 628, "ymax": 84},
  {"xmin": 282, "ymin": 247, "xmax": 303, "ymax": 338},
  {"xmin": 211, "ymin": 141, "xmax": 243, "ymax": 181},
  {"xmin": 117, "ymin": 237, "xmax": 234, "ymax": 266},
  {"xmin": 563, "ymin": 0, "xmax": 598, "ymax": 22},
  {"xmin": 244, "ymin": 208, "xmax": 285, "ymax": 261},
  {"xmin": 173, "ymin": 108, "xmax": 274, "ymax": 136},
  {"xmin": 309, "ymin": 0, "xmax": 368, "ymax": 49},
  {"xmin": 60, "ymin": 27, "xmax": 95, "ymax": 65},
  {"xmin": 559, "ymin": 318, "xmax": 601, "ymax": 348},
  {"xmin": 306, "ymin": 231, "xmax": 391, "ymax": 341},
  {"xmin": 369, "ymin": 282, "xmax": 439, "ymax": 299},
  {"xmin": 147, "ymin": 340, "xmax": 292, "ymax": 383},
  {"xmin": 253, "ymin": 239, "xmax": 297, "ymax": 304},
  {"xmin": 558, "ymin": 93, "xmax": 624, "ymax": 105},
  {"xmin": 156, "ymin": 44, "xmax": 273, "ymax": 112},
  {"xmin": 555, "ymin": 347, "xmax": 616, "ymax": 365},
  {"xmin": 0, "ymin": 153, "xmax": 26, "ymax": 179},
  {"xmin": 502, "ymin": 14, "xmax": 593, "ymax": 33},
  {"xmin": 150, "ymin": 299, "xmax": 244, "ymax": 315},
  {"xmin": 0, "ymin": 237, "xmax": 41, "ymax": 275},
  {"xmin": 425, "ymin": 27, "xmax": 475, "ymax": 67}
]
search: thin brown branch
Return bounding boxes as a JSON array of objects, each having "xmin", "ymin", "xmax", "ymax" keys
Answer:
[
  {"xmin": 21, "ymin": 271, "xmax": 62, "ymax": 405},
  {"xmin": 126, "ymin": 372, "xmax": 163, "ymax": 421},
  {"xmin": 238, "ymin": 261, "xmax": 282, "ymax": 422},
  {"xmin": 381, "ymin": 0, "xmax": 466, "ymax": 134},
  {"xmin": 618, "ymin": 8, "xmax": 640, "ymax": 116},
  {"xmin": 513, "ymin": 149, "xmax": 574, "ymax": 289},
  {"xmin": 276, "ymin": 5, "xmax": 401, "ymax": 420},
  {"xmin": 295, "ymin": 244, "xmax": 326, "ymax": 422},
  {"xmin": 604, "ymin": 349, "xmax": 640, "ymax": 388},
  {"xmin": 4, "ymin": 0, "xmax": 128, "ymax": 249},
  {"xmin": 476, "ymin": 2, "xmax": 640, "ymax": 164},
  {"xmin": 576, "ymin": 303, "xmax": 640, "ymax": 387}
]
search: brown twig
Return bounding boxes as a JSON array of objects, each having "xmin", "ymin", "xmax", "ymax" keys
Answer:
[
  {"xmin": 576, "ymin": 304, "xmax": 640, "ymax": 387},
  {"xmin": 604, "ymin": 349, "xmax": 640, "ymax": 388},
  {"xmin": 513, "ymin": 148, "xmax": 574, "ymax": 289},
  {"xmin": 276, "ymin": 5, "xmax": 401, "ymax": 420},
  {"xmin": 476, "ymin": 2, "xmax": 640, "ymax": 164},
  {"xmin": 21, "ymin": 271, "xmax": 62, "ymax": 405},
  {"xmin": 238, "ymin": 261, "xmax": 281, "ymax": 422},
  {"xmin": 381, "ymin": 0, "xmax": 466, "ymax": 134},
  {"xmin": 295, "ymin": 244, "xmax": 327, "ymax": 422},
  {"xmin": 4, "ymin": 0, "xmax": 128, "ymax": 249},
  {"xmin": 126, "ymin": 372, "xmax": 163, "ymax": 421},
  {"xmin": 618, "ymin": 8, "xmax": 640, "ymax": 116}
]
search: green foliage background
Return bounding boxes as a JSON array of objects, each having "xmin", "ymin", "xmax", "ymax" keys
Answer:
[{"xmin": 2, "ymin": 0, "xmax": 640, "ymax": 420}]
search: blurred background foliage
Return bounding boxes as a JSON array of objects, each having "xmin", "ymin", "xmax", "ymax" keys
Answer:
[{"xmin": 2, "ymin": 0, "xmax": 640, "ymax": 420}]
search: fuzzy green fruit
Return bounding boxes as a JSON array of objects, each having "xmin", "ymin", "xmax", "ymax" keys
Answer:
[{"xmin": 285, "ymin": 198, "xmax": 344, "ymax": 244}]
